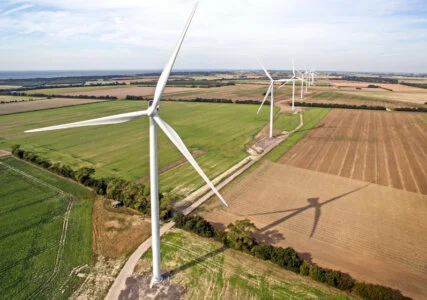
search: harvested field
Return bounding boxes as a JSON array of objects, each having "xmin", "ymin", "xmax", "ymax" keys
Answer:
[
  {"xmin": 133, "ymin": 230, "xmax": 354, "ymax": 299},
  {"xmin": 332, "ymin": 81, "xmax": 427, "ymax": 92},
  {"xmin": 0, "ymin": 98, "xmax": 107, "ymax": 115},
  {"xmin": 0, "ymin": 95, "xmax": 46, "ymax": 102},
  {"xmin": 279, "ymin": 110, "xmax": 427, "ymax": 194},
  {"xmin": 62, "ymin": 86, "xmax": 199, "ymax": 99},
  {"xmin": 199, "ymin": 161, "xmax": 427, "ymax": 300},
  {"xmin": 162, "ymin": 83, "xmax": 295, "ymax": 102}
]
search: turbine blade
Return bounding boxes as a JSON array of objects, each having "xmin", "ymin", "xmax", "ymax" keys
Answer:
[
  {"xmin": 292, "ymin": 57, "xmax": 295, "ymax": 77},
  {"xmin": 257, "ymin": 83, "xmax": 273, "ymax": 114},
  {"xmin": 279, "ymin": 79, "xmax": 292, "ymax": 88},
  {"xmin": 153, "ymin": 115, "xmax": 228, "ymax": 207},
  {"xmin": 257, "ymin": 58, "xmax": 272, "ymax": 80},
  {"xmin": 25, "ymin": 110, "xmax": 148, "ymax": 133},
  {"xmin": 149, "ymin": 2, "xmax": 198, "ymax": 113}
]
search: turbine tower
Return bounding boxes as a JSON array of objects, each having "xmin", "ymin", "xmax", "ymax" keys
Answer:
[
  {"xmin": 257, "ymin": 60, "xmax": 291, "ymax": 138},
  {"xmin": 24, "ymin": 2, "xmax": 227, "ymax": 286},
  {"xmin": 279, "ymin": 58, "xmax": 303, "ymax": 111}
]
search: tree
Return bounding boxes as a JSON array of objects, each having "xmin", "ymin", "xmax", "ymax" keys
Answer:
[
  {"xmin": 226, "ymin": 219, "xmax": 258, "ymax": 252},
  {"xmin": 75, "ymin": 167, "xmax": 95, "ymax": 186},
  {"xmin": 271, "ymin": 247, "xmax": 302, "ymax": 273},
  {"xmin": 251, "ymin": 243, "xmax": 274, "ymax": 260},
  {"xmin": 106, "ymin": 178, "xmax": 128, "ymax": 202}
]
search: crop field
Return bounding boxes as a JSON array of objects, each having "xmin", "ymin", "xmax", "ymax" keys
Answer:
[
  {"xmin": 0, "ymin": 95, "xmax": 46, "ymax": 102},
  {"xmin": 25, "ymin": 84, "xmax": 130, "ymax": 95},
  {"xmin": 279, "ymin": 110, "xmax": 427, "ymax": 194},
  {"xmin": 308, "ymin": 87, "xmax": 427, "ymax": 107},
  {"xmin": 0, "ymin": 156, "xmax": 92, "ymax": 299},
  {"xmin": 0, "ymin": 98, "xmax": 107, "ymax": 115},
  {"xmin": 199, "ymin": 161, "xmax": 427, "ymax": 299},
  {"xmin": 62, "ymin": 86, "xmax": 201, "ymax": 99},
  {"xmin": 0, "ymin": 100, "xmax": 274, "ymax": 196},
  {"xmin": 266, "ymin": 108, "xmax": 331, "ymax": 161},
  {"xmin": 53, "ymin": 83, "xmax": 295, "ymax": 102},
  {"xmin": 133, "ymin": 230, "xmax": 354, "ymax": 299}
]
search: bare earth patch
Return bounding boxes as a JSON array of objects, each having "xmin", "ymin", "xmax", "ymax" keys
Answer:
[
  {"xmin": 0, "ymin": 98, "xmax": 106, "ymax": 115},
  {"xmin": 92, "ymin": 197, "xmax": 151, "ymax": 259},
  {"xmin": 200, "ymin": 161, "xmax": 427, "ymax": 300}
]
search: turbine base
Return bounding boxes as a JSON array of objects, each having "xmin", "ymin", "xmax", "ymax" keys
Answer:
[{"xmin": 150, "ymin": 275, "xmax": 164, "ymax": 288}]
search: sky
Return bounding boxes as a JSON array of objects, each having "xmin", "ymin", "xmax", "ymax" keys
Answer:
[{"xmin": 0, "ymin": 0, "xmax": 426, "ymax": 73}]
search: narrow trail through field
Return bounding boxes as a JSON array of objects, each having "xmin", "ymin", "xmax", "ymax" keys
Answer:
[
  {"xmin": 106, "ymin": 110, "xmax": 304, "ymax": 300},
  {"xmin": 0, "ymin": 160, "xmax": 74, "ymax": 299}
]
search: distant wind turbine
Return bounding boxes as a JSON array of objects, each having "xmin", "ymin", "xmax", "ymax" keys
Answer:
[
  {"xmin": 257, "ymin": 60, "xmax": 292, "ymax": 138},
  {"xmin": 24, "ymin": 2, "xmax": 227, "ymax": 286},
  {"xmin": 279, "ymin": 58, "xmax": 303, "ymax": 111}
]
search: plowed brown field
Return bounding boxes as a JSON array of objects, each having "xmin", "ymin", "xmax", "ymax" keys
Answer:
[
  {"xmin": 279, "ymin": 110, "xmax": 427, "ymax": 194},
  {"xmin": 200, "ymin": 161, "xmax": 427, "ymax": 299}
]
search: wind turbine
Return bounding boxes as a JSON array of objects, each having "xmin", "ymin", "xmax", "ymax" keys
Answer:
[
  {"xmin": 257, "ymin": 60, "xmax": 291, "ymax": 138},
  {"xmin": 24, "ymin": 2, "xmax": 227, "ymax": 286},
  {"xmin": 279, "ymin": 58, "xmax": 303, "ymax": 111},
  {"xmin": 305, "ymin": 66, "xmax": 309, "ymax": 92}
]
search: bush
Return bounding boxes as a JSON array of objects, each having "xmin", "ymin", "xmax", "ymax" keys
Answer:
[
  {"xmin": 173, "ymin": 213, "xmax": 215, "ymax": 237},
  {"xmin": 251, "ymin": 243, "xmax": 275, "ymax": 260},
  {"xmin": 107, "ymin": 178, "xmax": 129, "ymax": 202},
  {"xmin": 300, "ymin": 260, "xmax": 311, "ymax": 276},
  {"xmin": 352, "ymin": 282, "xmax": 410, "ymax": 300},
  {"xmin": 309, "ymin": 264, "xmax": 326, "ymax": 282},
  {"xmin": 226, "ymin": 219, "xmax": 258, "ymax": 252},
  {"xmin": 271, "ymin": 247, "xmax": 302, "ymax": 273}
]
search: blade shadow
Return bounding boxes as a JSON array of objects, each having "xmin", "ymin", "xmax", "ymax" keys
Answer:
[
  {"xmin": 252, "ymin": 183, "xmax": 369, "ymax": 238},
  {"xmin": 166, "ymin": 246, "xmax": 226, "ymax": 278}
]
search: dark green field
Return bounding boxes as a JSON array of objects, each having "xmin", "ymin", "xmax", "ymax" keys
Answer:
[{"xmin": 0, "ymin": 156, "xmax": 92, "ymax": 299}]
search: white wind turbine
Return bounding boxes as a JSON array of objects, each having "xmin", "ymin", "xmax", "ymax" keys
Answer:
[
  {"xmin": 257, "ymin": 60, "xmax": 291, "ymax": 138},
  {"xmin": 279, "ymin": 58, "xmax": 303, "ymax": 111},
  {"xmin": 24, "ymin": 3, "xmax": 227, "ymax": 285}
]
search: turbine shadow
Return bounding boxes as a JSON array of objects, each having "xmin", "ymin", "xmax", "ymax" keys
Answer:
[
  {"xmin": 166, "ymin": 246, "xmax": 226, "ymax": 278},
  {"xmin": 250, "ymin": 184, "xmax": 369, "ymax": 238}
]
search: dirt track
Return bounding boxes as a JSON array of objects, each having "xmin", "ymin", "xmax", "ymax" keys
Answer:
[
  {"xmin": 279, "ymin": 110, "xmax": 427, "ymax": 194},
  {"xmin": 200, "ymin": 161, "xmax": 427, "ymax": 300}
]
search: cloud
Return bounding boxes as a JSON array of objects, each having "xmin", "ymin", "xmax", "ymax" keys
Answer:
[
  {"xmin": 0, "ymin": 0, "xmax": 426, "ymax": 72},
  {"xmin": 1, "ymin": 4, "xmax": 33, "ymax": 16}
]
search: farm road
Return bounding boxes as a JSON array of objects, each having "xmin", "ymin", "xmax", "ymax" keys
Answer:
[{"xmin": 106, "ymin": 112, "xmax": 303, "ymax": 300}]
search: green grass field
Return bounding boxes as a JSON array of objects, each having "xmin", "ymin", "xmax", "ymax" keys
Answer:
[
  {"xmin": 0, "ymin": 156, "xmax": 92, "ymax": 299},
  {"xmin": 0, "ymin": 100, "xmax": 282, "ymax": 195},
  {"xmin": 136, "ymin": 230, "xmax": 353, "ymax": 299},
  {"xmin": 274, "ymin": 112, "xmax": 300, "ymax": 132},
  {"xmin": 26, "ymin": 85, "xmax": 129, "ymax": 95}
]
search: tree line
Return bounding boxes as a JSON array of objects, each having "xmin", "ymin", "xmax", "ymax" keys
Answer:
[
  {"xmin": 174, "ymin": 213, "xmax": 410, "ymax": 300},
  {"xmin": 400, "ymin": 82, "xmax": 427, "ymax": 89},
  {"xmin": 339, "ymin": 76, "xmax": 398, "ymax": 84},
  {"xmin": 294, "ymin": 101, "xmax": 386, "ymax": 110},
  {"xmin": 0, "ymin": 82, "xmax": 126, "ymax": 94},
  {"xmin": 10, "ymin": 145, "xmax": 173, "ymax": 219},
  {"xmin": 125, "ymin": 95, "xmax": 269, "ymax": 105},
  {"xmin": 12, "ymin": 92, "xmax": 117, "ymax": 100}
]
